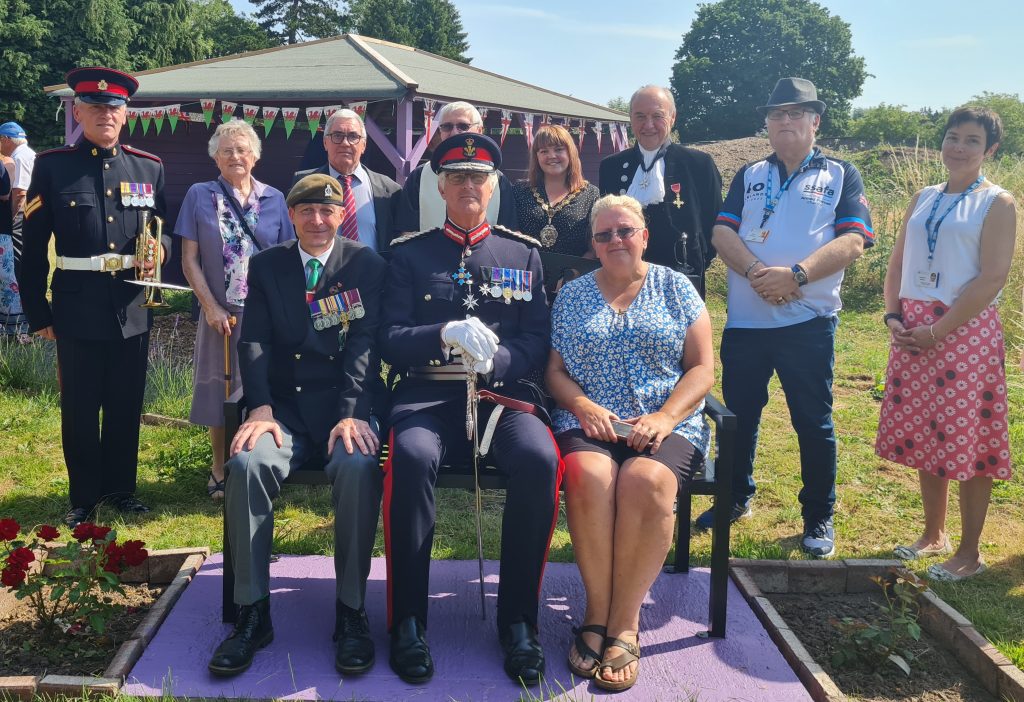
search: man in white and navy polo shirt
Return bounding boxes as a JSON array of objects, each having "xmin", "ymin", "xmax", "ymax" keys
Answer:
[{"xmin": 697, "ymin": 78, "xmax": 874, "ymax": 558}]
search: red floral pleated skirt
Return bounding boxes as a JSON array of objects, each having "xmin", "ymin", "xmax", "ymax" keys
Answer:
[{"xmin": 875, "ymin": 299, "xmax": 1012, "ymax": 481}]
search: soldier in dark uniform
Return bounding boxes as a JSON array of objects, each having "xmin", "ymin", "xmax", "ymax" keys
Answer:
[
  {"xmin": 208, "ymin": 174, "xmax": 387, "ymax": 677},
  {"xmin": 19, "ymin": 67, "xmax": 170, "ymax": 528},
  {"xmin": 380, "ymin": 133, "xmax": 562, "ymax": 686}
]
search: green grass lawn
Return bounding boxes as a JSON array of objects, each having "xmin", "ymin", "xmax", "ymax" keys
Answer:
[{"xmin": 2, "ymin": 289, "xmax": 1022, "ymax": 670}]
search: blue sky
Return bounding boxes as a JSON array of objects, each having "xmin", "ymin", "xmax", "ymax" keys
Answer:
[{"xmin": 231, "ymin": 0, "xmax": 1022, "ymax": 111}]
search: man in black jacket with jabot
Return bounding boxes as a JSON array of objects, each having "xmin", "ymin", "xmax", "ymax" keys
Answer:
[
  {"xmin": 599, "ymin": 85, "xmax": 722, "ymax": 295},
  {"xmin": 208, "ymin": 174, "xmax": 388, "ymax": 678}
]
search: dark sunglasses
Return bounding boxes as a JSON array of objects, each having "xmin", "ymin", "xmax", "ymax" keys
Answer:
[
  {"xmin": 439, "ymin": 122, "xmax": 477, "ymax": 133},
  {"xmin": 326, "ymin": 131, "xmax": 363, "ymax": 145},
  {"xmin": 592, "ymin": 227, "xmax": 641, "ymax": 244}
]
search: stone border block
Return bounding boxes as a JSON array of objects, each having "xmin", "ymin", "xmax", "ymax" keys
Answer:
[
  {"xmin": 917, "ymin": 588, "xmax": 973, "ymax": 647},
  {"xmin": 998, "ymin": 662, "xmax": 1024, "ymax": 702},
  {"xmin": 843, "ymin": 558, "xmax": 902, "ymax": 593},
  {"xmin": 789, "ymin": 560, "xmax": 846, "ymax": 593},
  {"xmin": 104, "ymin": 638, "xmax": 146, "ymax": 681},
  {"xmin": 147, "ymin": 547, "xmax": 210, "ymax": 584},
  {"xmin": 0, "ymin": 676, "xmax": 38, "ymax": 701},
  {"xmin": 730, "ymin": 567, "xmax": 762, "ymax": 599},
  {"xmin": 731, "ymin": 558, "xmax": 789, "ymax": 592},
  {"xmin": 37, "ymin": 675, "xmax": 119, "ymax": 699},
  {"xmin": 950, "ymin": 625, "xmax": 1013, "ymax": 694}
]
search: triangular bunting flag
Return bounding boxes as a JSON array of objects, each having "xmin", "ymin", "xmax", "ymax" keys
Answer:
[
  {"xmin": 201, "ymin": 98, "xmax": 216, "ymax": 128},
  {"xmin": 167, "ymin": 105, "xmax": 180, "ymax": 133},
  {"xmin": 281, "ymin": 107, "xmax": 300, "ymax": 138},
  {"xmin": 577, "ymin": 118, "xmax": 585, "ymax": 151},
  {"xmin": 221, "ymin": 101, "xmax": 238, "ymax": 123},
  {"xmin": 306, "ymin": 107, "xmax": 323, "ymax": 137},
  {"xmin": 478, "ymin": 107, "xmax": 489, "ymax": 121},
  {"xmin": 541, "ymin": 114, "xmax": 551, "ymax": 126},
  {"xmin": 153, "ymin": 106, "xmax": 166, "ymax": 135},
  {"xmin": 423, "ymin": 99, "xmax": 436, "ymax": 139},
  {"xmin": 242, "ymin": 104, "xmax": 260, "ymax": 125},
  {"xmin": 324, "ymin": 105, "xmax": 343, "ymax": 120},
  {"xmin": 499, "ymin": 109, "xmax": 512, "ymax": 147},
  {"xmin": 140, "ymin": 109, "xmax": 153, "ymax": 135},
  {"xmin": 126, "ymin": 108, "xmax": 138, "ymax": 135},
  {"xmin": 592, "ymin": 122, "xmax": 604, "ymax": 153},
  {"xmin": 521, "ymin": 113, "xmax": 535, "ymax": 150},
  {"xmin": 348, "ymin": 101, "xmax": 367, "ymax": 119},
  {"xmin": 261, "ymin": 106, "xmax": 279, "ymax": 137}
]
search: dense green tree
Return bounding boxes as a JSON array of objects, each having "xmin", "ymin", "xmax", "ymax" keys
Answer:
[
  {"xmin": 848, "ymin": 104, "xmax": 940, "ymax": 147},
  {"xmin": 967, "ymin": 93, "xmax": 1024, "ymax": 155},
  {"xmin": 350, "ymin": 0, "xmax": 470, "ymax": 63},
  {"xmin": 249, "ymin": 0, "xmax": 348, "ymax": 44},
  {"xmin": 127, "ymin": 0, "xmax": 212, "ymax": 69},
  {"xmin": 193, "ymin": 0, "xmax": 278, "ymax": 57},
  {"xmin": 0, "ymin": 0, "xmax": 50, "ymax": 126},
  {"xmin": 670, "ymin": 0, "xmax": 867, "ymax": 140}
]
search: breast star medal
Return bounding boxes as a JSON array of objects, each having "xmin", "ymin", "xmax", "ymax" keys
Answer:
[{"xmin": 462, "ymin": 291, "xmax": 479, "ymax": 311}]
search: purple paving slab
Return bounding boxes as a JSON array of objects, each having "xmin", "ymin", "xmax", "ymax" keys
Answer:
[{"xmin": 124, "ymin": 555, "xmax": 810, "ymax": 701}]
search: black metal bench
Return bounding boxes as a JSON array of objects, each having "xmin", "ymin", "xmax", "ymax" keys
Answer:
[{"xmin": 222, "ymin": 251, "xmax": 736, "ymax": 637}]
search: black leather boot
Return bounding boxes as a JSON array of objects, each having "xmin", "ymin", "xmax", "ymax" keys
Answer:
[
  {"xmin": 499, "ymin": 621, "xmax": 545, "ymax": 685},
  {"xmin": 334, "ymin": 601, "xmax": 374, "ymax": 674},
  {"xmin": 389, "ymin": 615, "xmax": 433, "ymax": 683},
  {"xmin": 208, "ymin": 597, "xmax": 274, "ymax": 676}
]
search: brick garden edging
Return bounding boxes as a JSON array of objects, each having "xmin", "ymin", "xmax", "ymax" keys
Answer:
[
  {"xmin": 731, "ymin": 558, "xmax": 1024, "ymax": 702},
  {"xmin": 0, "ymin": 546, "xmax": 209, "ymax": 700}
]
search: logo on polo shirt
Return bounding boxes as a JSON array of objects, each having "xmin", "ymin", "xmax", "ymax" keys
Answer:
[{"xmin": 801, "ymin": 181, "xmax": 836, "ymax": 207}]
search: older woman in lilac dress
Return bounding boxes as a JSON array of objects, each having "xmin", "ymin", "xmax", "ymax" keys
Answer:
[{"xmin": 176, "ymin": 119, "xmax": 292, "ymax": 499}]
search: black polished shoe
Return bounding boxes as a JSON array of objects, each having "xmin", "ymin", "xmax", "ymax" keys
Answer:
[
  {"xmin": 499, "ymin": 621, "xmax": 545, "ymax": 686},
  {"xmin": 64, "ymin": 505, "xmax": 95, "ymax": 529},
  {"xmin": 208, "ymin": 597, "xmax": 273, "ymax": 677},
  {"xmin": 389, "ymin": 615, "xmax": 433, "ymax": 684},
  {"xmin": 108, "ymin": 494, "xmax": 151, "ymax": 514},
  {"xmin": 334, "ymin": 601, "xmax": 374, "ymax": 674}
]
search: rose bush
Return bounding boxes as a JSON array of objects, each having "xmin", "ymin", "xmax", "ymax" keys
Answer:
[{"xmin": 0, "ymin": 518, "xmax": 149, "ymax": 641}]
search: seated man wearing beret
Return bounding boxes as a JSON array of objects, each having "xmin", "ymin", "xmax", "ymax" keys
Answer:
[
  {"xmin": 380, "ymin": 133, "xmax": 562, "ymax": 686},
  {"xmin": 209, "ymin": 174, "xmax": 388, "ymax": 677}
]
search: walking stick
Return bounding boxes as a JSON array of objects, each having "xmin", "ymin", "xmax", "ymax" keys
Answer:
[
  {"xmin": 462, "ymin": 349, "xmax": 487, "ymax": 620},
  {"xmin": 223, "ymin": 316, "xmax": 237, "ymax": 400}
]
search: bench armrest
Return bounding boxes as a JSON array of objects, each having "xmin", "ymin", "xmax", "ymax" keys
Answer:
[{"xmin": 702, "ymin": 393, "xmax": 736, "ymax": 432}]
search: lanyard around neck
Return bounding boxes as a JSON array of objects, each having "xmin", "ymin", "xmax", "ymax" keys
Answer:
[
  {"xmin": 925, "ymin": 176, "xmax": 984, "ymax": 264},
  {"xmin": 760, "ymin": 151, "xmax": 815, "ymax": 227}
]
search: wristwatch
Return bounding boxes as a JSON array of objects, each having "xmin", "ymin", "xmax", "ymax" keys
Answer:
[{"xmin": 791, "ymin": 264, "xmax": 808, "ymax": 286}]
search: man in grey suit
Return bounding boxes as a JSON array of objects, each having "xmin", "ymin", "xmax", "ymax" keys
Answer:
[
  {"xmin": 209, "ymin": 174, "xmax": 388, "ymax": 678},
  {"xmin": 292, "ymin": 108, "xmax": 401, "ymax": 252}
]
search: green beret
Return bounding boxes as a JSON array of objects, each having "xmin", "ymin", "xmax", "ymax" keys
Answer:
[{"xmin": 287, "ymin": 174, "xmax": 345, "ymax": 207}]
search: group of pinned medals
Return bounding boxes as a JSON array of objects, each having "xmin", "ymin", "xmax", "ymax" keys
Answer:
[
  {"xmin": 309, "ymin": 289, "xmax": 365, "ymax": 351},
  {"xmin": 120, "ymin": 182, "xmax": 155, "ymax": 208},
  {"xmin": 453, "ymin": 264, "xmax": 533, "ymax": 311}
]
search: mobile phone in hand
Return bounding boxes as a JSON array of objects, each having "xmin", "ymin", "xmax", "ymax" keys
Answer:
[{"xmin": 610, "ymin": 420, "xmax": 633, "ymax": 440}]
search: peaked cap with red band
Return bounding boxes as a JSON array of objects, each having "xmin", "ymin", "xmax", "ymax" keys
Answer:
[
  {"xmin": 67, "ymin": 66, "xmax": 139, "ymax": 106},
  {"xmin": 430, "ymin": 133, "xmax": 502, "ymax": 174}
]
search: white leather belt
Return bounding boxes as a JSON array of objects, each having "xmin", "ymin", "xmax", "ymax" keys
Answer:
[
  {"xmin": 406, "ymin": 366, "xmax": 467, "ymax": 381},
  {"xmin": 55, "ymin": 254, "xmax": 136, "ymax": 272}
]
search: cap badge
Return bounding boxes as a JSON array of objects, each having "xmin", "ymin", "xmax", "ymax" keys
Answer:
[
  {"xmin": 97, "ymin": 80, "xmax": 108, "ymax": 90},
  {"xmin": 463, "ymin": 137, "xmax": 476, "ymax": 158},
  {"xmin": 325, "ymin": 184, "xmax": 333, "ymax": 197}
]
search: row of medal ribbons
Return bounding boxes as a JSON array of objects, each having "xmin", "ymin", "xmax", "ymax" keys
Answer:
[
  {"xmin": 309, "ymin": 289, "xmax": 364, "ymax": 331},
  {"xmin": 479, "ymin": 267, "xmax": 533, "ymax": 303},
  {"xmin": 120, "ymin": 182, "xmax": 155, "ymax": 208}
]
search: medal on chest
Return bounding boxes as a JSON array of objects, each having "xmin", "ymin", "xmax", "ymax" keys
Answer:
[{"xmin": 671, "ymin": 182, "xmax": 684, "ymax": 209}]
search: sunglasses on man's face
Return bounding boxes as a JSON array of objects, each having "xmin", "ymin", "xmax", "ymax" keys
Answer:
[
  {"xmin": 439, "ymin": 122, "xmax": 477, "ymax": 133},
  {"xmin": 326, "ymin": 131, "xmax": 363, "ymax": 145},
  {"xmin": 592, "ymin": 227, "xmax": 642, "ymax": 244},
  {"xmin": 446, "ymin": 172, "xmax": 489, "ymax": 186}
]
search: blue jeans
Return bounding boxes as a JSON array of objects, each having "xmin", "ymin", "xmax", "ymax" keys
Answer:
[{"xmin": 720, "ymin": 315, "xmax": 838, "ymax": 523}]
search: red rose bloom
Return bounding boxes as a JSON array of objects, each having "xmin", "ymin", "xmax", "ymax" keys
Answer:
[
  {"xmin": 102, "ymin": 544, "xmax": 124, "ymax": 574},
  {"xmin": 121, "ymin": 540, "xmax": 148, "ymax": 567},
  {"xmin": 72, "ymin": 522, "xmax": 95, "ymax": 542},
  {"xmin": 90, "ymin": 525, "xmax": 113, "ymax": 542},
  {"xmin": 36, "ymin": 525, "xmax": 60, "ymax": 541},
  {"xmin": 1, "ymin": 566, "xmax": 26, "ymax": 588},
  {"xmin": 7, "ymin": 547, "xmax": 35, "ymax": 570},
  {"xmin": 0, "ymin": 518, "xmax": 19, "ymax": 541}
]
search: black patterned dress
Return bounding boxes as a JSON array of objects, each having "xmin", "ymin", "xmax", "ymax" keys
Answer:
[{"xmin": 512, "ymin": 181, "xmax": 599, "ymax": 256}]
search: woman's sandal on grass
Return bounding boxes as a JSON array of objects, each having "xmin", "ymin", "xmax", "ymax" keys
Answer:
[
  {"xmin": 567, "ymin": 624, "xmax": 606, "ymax": 679},
  {"xmin": 207, "ymin": 472, "xmax": 226, "ymax": 500},
  {"xmin": 594, "ymin": 636, "xmax": 640, "ymax": 692}
]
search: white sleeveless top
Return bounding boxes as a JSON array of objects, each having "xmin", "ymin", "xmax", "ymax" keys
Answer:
[{"xmin": 900, "ymin": 183, "xmax": 1007, "ymax": 305}]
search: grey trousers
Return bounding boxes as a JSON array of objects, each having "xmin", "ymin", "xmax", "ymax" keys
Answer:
[{"xmin": 224, "ymin": 419, "xmax": 382, "ymax": 608}]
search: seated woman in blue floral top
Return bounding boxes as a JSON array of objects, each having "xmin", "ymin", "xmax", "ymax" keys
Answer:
[{"xmin": 546, "ymin": 194, "xmax": 714, "ymax": 692}]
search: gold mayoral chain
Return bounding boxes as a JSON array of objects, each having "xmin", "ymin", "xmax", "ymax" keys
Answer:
[{"xmin": 530, "ymin": 186, "xmax": 585, "ymax": 248}]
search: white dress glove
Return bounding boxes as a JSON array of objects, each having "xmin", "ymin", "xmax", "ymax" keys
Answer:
[
  {"xmin": 441, "ymin": 317, "xmax": 499, "ymax": 361},
  {"xmin": 472, "ymin": 358, "xmax": 494, "ymax": 375}
]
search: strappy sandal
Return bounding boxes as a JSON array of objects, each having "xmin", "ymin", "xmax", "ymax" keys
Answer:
[
  {"xmin": 594, "ymin": 635, "xmax": 640, "ymax": 692},
  {"xmin": 207, "ymin": 472, "xmax": 226, "ymax": 500},
  {"xmin": 567, "ymin": 624, "xmax": 606, "ymax": 679}
]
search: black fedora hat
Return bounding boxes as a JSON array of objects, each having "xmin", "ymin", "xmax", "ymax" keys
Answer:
[{"xmin": 756, "ymin": 77, "xmax": 826, "ymax": 115}]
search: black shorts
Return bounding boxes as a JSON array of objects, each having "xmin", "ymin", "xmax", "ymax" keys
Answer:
[{"xmin": 555, "ymin": 428, "xmax": 704, "ymax": 489}]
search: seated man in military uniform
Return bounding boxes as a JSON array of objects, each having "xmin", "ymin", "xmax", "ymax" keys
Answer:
[
  {"xmin": 208, "ymin": 175, "xmax": 388, "ymax": 678},
  {"xmin": 380, "ymin": 133, "xmax": 562, "ymax": 686}
]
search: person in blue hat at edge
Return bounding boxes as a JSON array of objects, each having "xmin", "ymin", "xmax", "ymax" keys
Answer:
[
  {"xmin": 19, "ymin": 66, "xmax": 170, "ymax": 528},
  {"xmin": 379, "ymin": 132, "xmax": 562, "ymax": 686}
]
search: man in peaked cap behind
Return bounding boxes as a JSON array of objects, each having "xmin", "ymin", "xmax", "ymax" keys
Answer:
[{"xmin": 19, "ymin": 66, "xmax": 170, "ymax": 528}]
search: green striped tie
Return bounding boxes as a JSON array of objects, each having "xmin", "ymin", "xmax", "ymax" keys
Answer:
[{"xmin": 305, "ymin": 259, "xmax": 322, "ymax": 292}]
